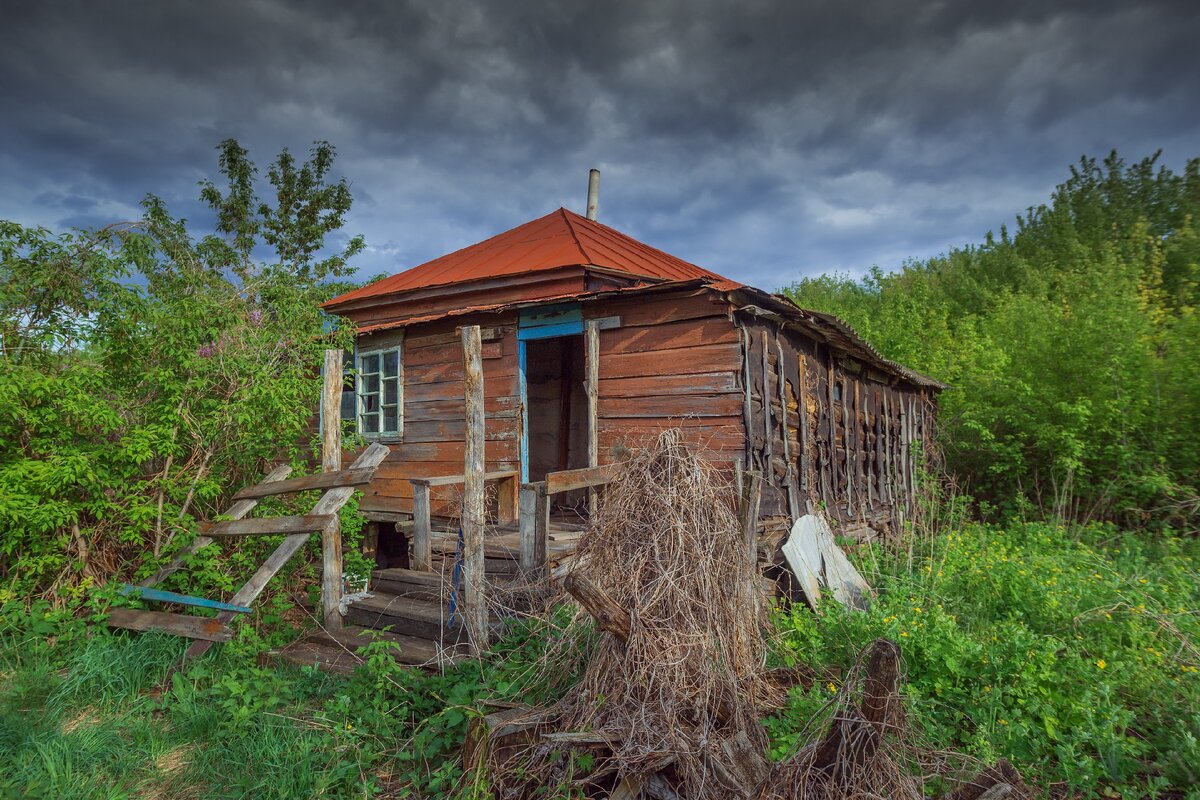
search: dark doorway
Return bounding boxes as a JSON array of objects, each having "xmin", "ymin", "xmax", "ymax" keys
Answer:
[
  {"xmin": 374, "ymin": 522, "xmax": 410, "ymax": 570},
  {"xmin": 524, "ymin": 335, "xmax": 588, "ymax": 495}
]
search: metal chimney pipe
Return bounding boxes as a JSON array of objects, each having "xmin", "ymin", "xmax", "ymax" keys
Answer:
[{"xmin": 585, "ymin": 168, "xmax": 600, "ymax": 221}]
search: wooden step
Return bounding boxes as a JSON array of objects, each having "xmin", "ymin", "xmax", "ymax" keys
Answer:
[
  {"xmin": 345, "ymin": 592, "xmax": 462, "ymax": 642},
  {"xmin": 371, "ymin": 567, "xmax": 447, "ymax": 601},
  {"xmin": 268, "ymin": 640, "xmax": 360, "ymax": 676},
  {"xmin": 304, "ymin": 625, "xmax": 468, "ymax": 666},
  {"xmin": 345, "ymin": 591, "xmax": 504, "ymax": 644},
  {"xmin": 107, "ymin": 608, "xmax": 232, "ymax": 642}
]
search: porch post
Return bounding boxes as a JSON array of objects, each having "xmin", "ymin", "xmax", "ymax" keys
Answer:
[
  {"xmin": 461, "ymin": 325, "xmax": 488, "ymax": 654},
  {"xmin": 320, "ymin": 348, "xmax": 344, "ymax": 630}
]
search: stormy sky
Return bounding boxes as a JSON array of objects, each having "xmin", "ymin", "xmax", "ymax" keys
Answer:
[{"xmin": 2, "ymin": 1, "xmax": 1198, "ymax": 291}]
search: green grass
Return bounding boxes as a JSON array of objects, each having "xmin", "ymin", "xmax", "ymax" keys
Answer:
[
  {"xmin": 1, "ymin": 522, "xmax": 1196, "ymax": 798},
  {"xmin": 0, "ymin": 608, "xmax": 577, "ymax": 799}
]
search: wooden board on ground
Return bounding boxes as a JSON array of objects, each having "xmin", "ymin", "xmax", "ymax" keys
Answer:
[
  {"xmin": 782, "ymin": 514, "xmax": 872, "ymax": 611},
  {"xmin": 107, "ymin": 608, "xmax": 232, "ymax": 642},
  {"xmin": 781, "ymin": 516, "xmax": 823, "ymax": 608}
]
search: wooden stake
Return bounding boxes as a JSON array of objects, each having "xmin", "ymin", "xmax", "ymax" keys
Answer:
[
  {"xmin": 461, "ymin": 325, "xmax": 488, "ymax": 654},
  {"xmin": 584, "ymin": 319, "xmax": 600, "ymax": 511},
  {"xmin": 321, "ymin": 348, "xmax": 344, "ymax": 630}
]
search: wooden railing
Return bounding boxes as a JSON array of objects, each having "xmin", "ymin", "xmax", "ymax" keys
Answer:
[
  {"xmin": 518, "ymin": 462, "xmax": 619, "ymax": 573},
  {"xmin": 407, "ymin": 470, "xmax": 519, "ymax": 571}
]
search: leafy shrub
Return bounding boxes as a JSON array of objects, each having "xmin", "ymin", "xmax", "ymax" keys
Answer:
[{"xmin": 766, "ymin": 521, "xmax": 1200, "ymax": 796}]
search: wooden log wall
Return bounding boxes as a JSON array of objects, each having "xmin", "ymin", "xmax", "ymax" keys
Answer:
[
  {"xmin": 738, "ymin": 314, "xmax": 936, "ymax": 537},
  {"xmin": 356, "ymin": 316, "xmax": 521, "ymax": 519},
  {"xmin": 586, "ymin": 289, "xmax": 746, "ymax": 465}
]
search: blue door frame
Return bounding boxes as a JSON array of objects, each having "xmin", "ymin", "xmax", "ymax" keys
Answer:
[{"xmin": 517, "ymin": 304, "xmax": 583, "ymax": 483}]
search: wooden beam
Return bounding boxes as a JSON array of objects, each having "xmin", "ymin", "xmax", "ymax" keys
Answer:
[
  {"xmin": 518, "ymin": 482, "xmax": 549, "ymax": 573},
  {"xmin": 182, "ymin": 443, "xmax": 390, "ymax": 662},
  {"xmin": 760, "ymin": 330, "xmax": 772, "ymax": 468},
  {"xmin": 409, "ymin": 469, "xmax": 519, "ymax": 488},
  {"xmin": 117, "ymin": 585, "xmax": 252, "ymax": 614},
  {"xmin": 138, "ymin": 463, "xmax": 293, "ymax": 588},
  {"xmin": 738, "ymin": 469, "xmax": 762, "ymax": 562},
  {"xmin": 584, "ymin": 318, "xmax": 600, "ymax": 510},
  {"xmin": 461, "ymin": 325, "xmax": 488, "ymax": 654},
  {"xmin": 322, "ymin": 348, "xmax": 345, "ymax": 630},
  {"xmin": 740, "ymin": 326, "xmax": 753, "ymax": 471},
  {"xmin": 797, "ymin": 351, "xmax": 809, "ymax": 499},
  {"xmin": 203, "ymin": 514, "xmax": 338, "ymax": 538},
  {"xmin": 107, "ymin": 608, "xmax": 232, "ymax": 642},
  {"xmin": 411, "ymin": 481, "xmax": 433, "ymax": 571},
  {"xmin": 776, "ymin": 334, "xmax": 799, "ymax": 520},
  {"xmin": 231, "ymin": 467, "xmax": 375, "ymax": 500},
  {"xmin": 544, "ymin": 462, "xmax": 619, "ymax": 495}
]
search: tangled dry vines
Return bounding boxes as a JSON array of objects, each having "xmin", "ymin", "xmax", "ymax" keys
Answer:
[{"xmin": 470, "ymin": 430, "xmax": 1033, "ymax": 800}]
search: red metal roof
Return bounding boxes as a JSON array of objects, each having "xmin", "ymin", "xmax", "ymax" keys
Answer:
[{"xmin": 324, "ymin": 208, "xmax": 740, "ymax": 308}]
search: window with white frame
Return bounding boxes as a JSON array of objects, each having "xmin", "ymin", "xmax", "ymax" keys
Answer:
[{"xmin": 357, "ymin": 345, "xmax": 402, "ymax": 437}]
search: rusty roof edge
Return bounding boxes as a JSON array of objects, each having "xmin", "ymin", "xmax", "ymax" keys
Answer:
[
  {"xmin": 727, "ymin": 286, "xmax": 949, "ymax": 391},
  {"xmin": 353, "ymin": 278, "xmax": 715, "ymax": 335}
]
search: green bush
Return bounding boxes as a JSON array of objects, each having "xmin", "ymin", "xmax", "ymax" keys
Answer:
[{"xmin": 766, "ymin": 521, "xmax": 1200, "ymax": 796}]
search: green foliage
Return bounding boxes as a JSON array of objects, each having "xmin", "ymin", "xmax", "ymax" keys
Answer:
[
  {"xmin": 784, "ymin": 152, "xmax": 1200, "ymax": 524},
  {"xmin": 0, "ymin": 139, "xmax": 362, "ymax": 610},
  {"xmin": 766, "ymin": 522, "xmax": 1200, "ymax": 796}
]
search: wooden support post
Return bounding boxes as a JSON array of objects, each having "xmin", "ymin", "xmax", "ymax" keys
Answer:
[
  {"xmin": 776, "ymin": 335, "xmax": 799, "ymax": 521},
  {"xmin": 461, "ymin": 325, "xmax": 488, "ymax": 654},
  {"xmin": 584, "ymin": 319, "xmax": 600, "ymax": 511},
  {"xmin": 411, "ymin": 481, "xmax": 432, "ymax": 571},
  {"xmin": 738, "ymin": 469, "xmax": 762, "ymax": 563},
  {"xmin": 825, "ymin": 350, "xmax": 838, "ymax": 509},
  {"xmin": 321, "ymin": 348, "xmax": 344, "ymax": 630},
  {"xmin": 496, "ymin": 473, "xmax": 518, "ymax": 524},
  {"xmin": 797, "ymin": 351, "xmax": 809, "ymax": 498},
  {"xmin": 518, "ymin": 482, "xmax": 549, "ymax": 573},
  {"xmin": 740, "ymin": 326, "xmax": 753, "ymax": 471},
  {"xmin": 760, "ymin": 330, "xmax": 773, "ymax": 470}
]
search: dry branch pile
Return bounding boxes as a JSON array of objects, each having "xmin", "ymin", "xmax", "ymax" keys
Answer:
[{"xmin": 470, "ymin": 430, "xmax": 1034, "ymax": 800}]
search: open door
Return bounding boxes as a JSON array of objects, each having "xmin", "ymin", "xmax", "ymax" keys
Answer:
[{"xmin": 518, "ymin": 304, "xmax": 591, "ymax": 509}]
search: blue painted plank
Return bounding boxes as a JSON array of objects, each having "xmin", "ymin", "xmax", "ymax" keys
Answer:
[
  {"xmin": 118, "ymin": 584, "xmax": 253, "ymax": 614},
  {"xmin": 517, "ymin": 320, "xmax": 584, "ymax": 341}
]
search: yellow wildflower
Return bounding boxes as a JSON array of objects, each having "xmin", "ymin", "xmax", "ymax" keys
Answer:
[{"xmin": 1097, "ymin": 659, "xmax": 1107, "ymax": 670}]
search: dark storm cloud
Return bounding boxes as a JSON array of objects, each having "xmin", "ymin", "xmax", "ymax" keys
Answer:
[{"xmin": 2, "ymin": 0, "xmax": 1198, "ymax": 289}]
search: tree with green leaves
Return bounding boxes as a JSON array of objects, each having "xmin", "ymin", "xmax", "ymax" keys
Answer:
[{"xmin": 0, "ymin": 140, "xmax": 367, "ymax": 609}]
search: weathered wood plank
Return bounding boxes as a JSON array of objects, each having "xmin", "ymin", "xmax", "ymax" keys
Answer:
[
  {"xmin": 107, "ymin": 608, "xmax": 232, "ymax": 642},
  {"xmin": 461, "ymin": 325, "xmax": 488, "ymax": 654},
  {"xmin": 598, "ymin": 392, "xmax": 742, "ymax": 419},
  {"xmin": 599, "ymin": 341, "xmax": 741, "ymax": 380},
  {"xmin": 410, "ymin": 469, "xmax": 520, "ymax": 488},
  {"xmin": 585, "ymin": 318, "xmax": 599, "ymax": 512},
  {"xmin": 545, "ymin": 463, "xmax": 619, "ymax": 495},
  {"xmin": 231, "ymin": 468, "xmax": 376, "ymax": 500},
  {"xmin": 203, "ymin": 514, "xmax": 338, "ymax": 538},
  {"xmin": 599, "ymin": 316, "xmax": 738, "ymax": 355},
  {"xmin": 321, "ymin": 351, "xmax": 345, "ymax": 632}
]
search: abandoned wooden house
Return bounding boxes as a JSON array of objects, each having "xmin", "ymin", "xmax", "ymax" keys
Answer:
[{"xmin": 283, "ymin": 173, "xmax": 946, "ymax": 666}]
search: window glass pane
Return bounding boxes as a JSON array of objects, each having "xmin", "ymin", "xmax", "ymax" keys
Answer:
[
  {"xmin": 365, "ymin": 374, "xmax": 380, "ymax": 393},
  {"xmin": 361, "ymin": 353, "xmax": 379, "ymax": 374},
  {"xmin": 361, "ymin": 413, "xmax": 379, "ymax": 433},
  {"xmin": 362, "ymin": 393, "xmax": 379, "ymax": 412},
  {"xmin": 383, "ymin": 406, "xmax": 398, "ymax": 432},
  {"xmin": 340, "ymin": 390, "xmax": 356, "ymax": 421},
  {"xmin": 382, "ymin": 349, "xmax": 399, "ymax": 378},
  {"xmin": 383, "ymin": 377, "xmax": 398, "ymax": 405}
]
